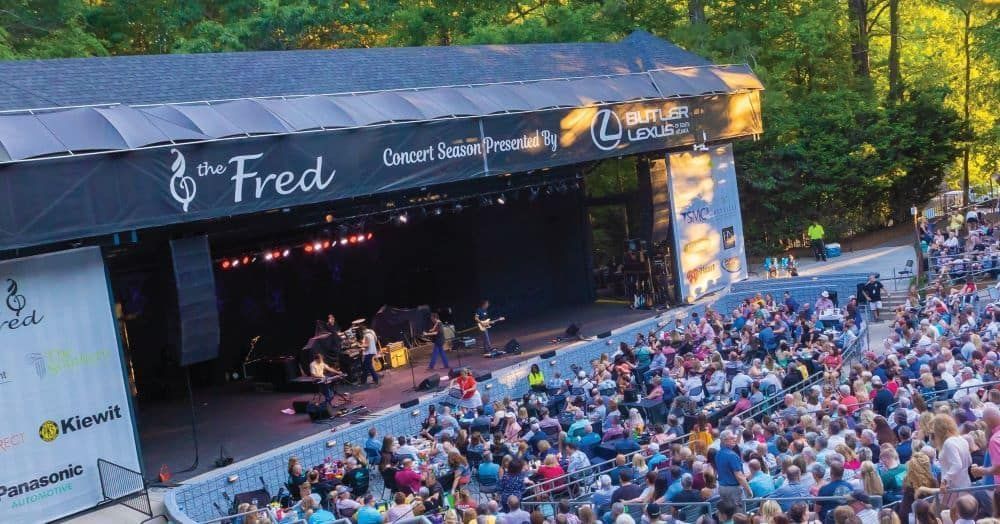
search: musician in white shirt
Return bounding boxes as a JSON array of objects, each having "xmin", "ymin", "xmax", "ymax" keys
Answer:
[
  {"xmin": 360, "ymin": 324, "xmax": 380, "ymax": 387},
  {"xmin": 310, "ymin": 353, "xmax": 344, "ymax": 404}
]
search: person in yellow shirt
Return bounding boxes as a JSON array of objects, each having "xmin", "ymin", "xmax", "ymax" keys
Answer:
[
  {"xmin": 528, "ymin": 363, "xmax": 546, "ymax": 392},
  {"xmin": 807, "ymin": 221, "xmax": 826, "ymax": 262}
]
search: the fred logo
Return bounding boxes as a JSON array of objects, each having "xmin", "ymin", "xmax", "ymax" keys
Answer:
[
  {"xmin": 0, "ymin": 278, "xmax": 43, "ymax": 333},
  {"xmin": 169, "ymin": 148, "xmax": 196, "ymax": 212}
]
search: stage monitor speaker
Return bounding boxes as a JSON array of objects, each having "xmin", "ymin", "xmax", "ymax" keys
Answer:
[
  {"xmin": 565, "ymin": 323, "xmax": 581, "ymax": 337},
  {"xmin": 475, "ymin": 372, "xmax": 492, "ymax": 382},
  {"xmin": 597, "ymin": 331, "xmax": 612, "ymax": 339},
  {"xmin": 400, "ymin": 399, "xmax": 420, "ymax": 409},
  {"xmin": 292, "ymin": 400, "xmax": 310, "ymax": 414},
  {"xmin": 170, "ymin": 236, "xmax": 220, "ymax": 367},
  {"xmin": 307, "ymin": 401, "xmax": 333, "ymax": 421},
  {"xmin": 417, "ymin": 375, "xmax": 441, "ymax": 391},
  {"xmin": 504, "ymin": 339, "xmax": 521, "ymax": 355},
  {"xmin": 539, "ymin": 350, "xmax": 557, "ymax": 360}
]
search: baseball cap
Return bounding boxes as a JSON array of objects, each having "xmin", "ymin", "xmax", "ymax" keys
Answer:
[
  {"xmin": 647, "ymin": 504, "xmax": 661, "ymax": 518},
  {"xmin": 871, "ymin": 376, "xmax": 883, "ymax": 386}
]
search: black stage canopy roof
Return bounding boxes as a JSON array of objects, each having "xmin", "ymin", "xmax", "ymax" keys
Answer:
[{"xmin": 0, "ymin": 31, "xmax": 763, "ymax": 251}]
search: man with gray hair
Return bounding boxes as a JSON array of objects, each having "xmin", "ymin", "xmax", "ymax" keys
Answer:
[
  {"xmin": 500, "ymin": 495, "xmax": 530, "ymax": 524},
  {"xmin": 671, "ymin": 473, "xmax": 702, "ymax": 503},
  {"xmin": 715, "ymin": 430, "xmax": 752, "ymax": 507},
  {"xmin": 592, "ymin": 474, "xmax": 615, "ymax": 515}
]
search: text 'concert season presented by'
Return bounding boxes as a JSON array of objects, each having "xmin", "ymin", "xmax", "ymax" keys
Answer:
[{"xmin": 0, "ymin": 247, "xmax": 141, "ymax": 523}]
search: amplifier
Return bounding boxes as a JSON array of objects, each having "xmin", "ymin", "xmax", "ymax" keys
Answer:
[{"xmin": 453, "ymin": 337, "xmax": 477, "ymax": 349}]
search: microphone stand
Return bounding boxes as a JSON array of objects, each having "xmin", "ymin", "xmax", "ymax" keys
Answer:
[{"xmin": 402, "ymin": 330, "xmax": 418, "ymax": 390}]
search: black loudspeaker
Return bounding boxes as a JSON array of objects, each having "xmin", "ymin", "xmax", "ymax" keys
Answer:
[
  {"xmin": 476, "ymin": 372, "xmax": 492, "ymax": 381},
  {"xmin": 539, "ymin": 350, "xmax": 557, "ymax": 360},
  {"xmin": 307, "ymin": 401, "xmax": 333, "ymax": 421},
  {"xmin": 292, "ymin": 400, "xmax": 310, "ymax": 414},
  {"xmin": 417, "ymin": 375, "xmax": 441, "ymax": 391},
  {"xmin": 565, "ymin": 324, "xmax": 581, "ymax": 337},
  {"xmin": 170, "ymin": 236, "xmax": 221, "ymax": 366},
  {"xmin": 505, "ymin": 339, "xmax": 521, "ymax": 354},
  {"xmin": 400, "ymin": 399, "xmax": 420, "ymax": 409},
  {"xmin": 597, "ymin": 331, "xmax": 612, "ymax": 339}
]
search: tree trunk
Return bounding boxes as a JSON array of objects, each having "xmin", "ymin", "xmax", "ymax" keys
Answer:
[
  {"xmin": 689, "ymin": 0, "xmax": 706, "ymax": 25},
  {"xmin": 887, "ymin": 0, "xmax": 902, "ymax": 103},
  {"xmin": 962, "ymin": 8, "xmax": 972, "ymax": 207},
  {"xmin": 848, "ymin": 0, "xmax": 871, "ymax": 80}
]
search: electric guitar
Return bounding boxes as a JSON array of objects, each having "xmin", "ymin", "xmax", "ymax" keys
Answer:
[{"xmin": 477, "ymin": 317, "xmax": 505, "ymax": 332}]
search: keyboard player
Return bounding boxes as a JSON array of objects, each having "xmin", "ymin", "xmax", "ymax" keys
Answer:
[{"xmin": 310, "ymin": 352, "xmax": 347, "ymax": 405}]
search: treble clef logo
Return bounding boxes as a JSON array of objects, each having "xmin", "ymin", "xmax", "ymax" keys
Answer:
[
  {"xmin": 6, "ymin": 278, "xmax": 26, "ymax": 317},
  {"xmin": 169, "ymin": 148, "xmax": 196, "ymax": 212}
]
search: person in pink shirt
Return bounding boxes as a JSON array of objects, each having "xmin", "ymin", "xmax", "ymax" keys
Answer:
[
  {"xmin": 971, "ymin": 406, "xmax": 1000, "ymax": 485},
  {"xmin": 394, "ymin": 459, "xmax": 423, "ymax": 494}
]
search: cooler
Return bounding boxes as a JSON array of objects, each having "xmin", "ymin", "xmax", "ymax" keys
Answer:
[{"xmin": 825, "ymin": 242, "xmax": 842, "ymax": 258}]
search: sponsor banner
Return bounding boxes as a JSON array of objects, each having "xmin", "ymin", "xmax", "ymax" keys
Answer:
[
  {"xmin": 0, "ymin": 247, "xmax": 139, "ymax": 522},
  {"xmin": 0, "ymin": 92, "xmax": 761, "ymax": 251},
  {"xmin": 667, "ymin": 143, "xmax": 748, "ymax": 303}
]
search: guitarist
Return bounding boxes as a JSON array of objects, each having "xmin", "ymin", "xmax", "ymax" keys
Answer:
[{"xmin": 475, "ymin": 299, "xmax": 494, "ymax": 353}]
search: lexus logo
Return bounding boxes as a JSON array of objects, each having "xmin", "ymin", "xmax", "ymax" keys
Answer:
[{"xmin": 590, "ymin": 109, "xmax": 623, "ymax": 151}]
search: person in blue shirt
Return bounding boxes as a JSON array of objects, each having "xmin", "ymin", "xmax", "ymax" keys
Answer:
[
  {"xmin": 355, "ymin": 495, "xmax": 383, "ymax": 524},
  {"xmin": 646, "ymin": 443, "xmax": 667, "ymax": 469},
  {"xmin": 478, "ymin": 451, "xmax": 501, "ymax": 483},
  {"xmin": 783, "ymin": 292, "xmax": 799, "ymax": 313},
  {"xmin": 815, "ymin": 462, "xmax": 853, "ymax": 521},
  {"xmin": 746, "ymin": 459, "xmax": 775, "ymax": 497},
  {"xmin": 769, "ymin": 465, "xmax": 810, "ymax": 511},
  {"xmin": 364, "ymin": 427, "xmax": 382, "ymax": 465},
  {"xmin": 715, "ymin": 431, "xmax": 752, "ymax": 508},
  {"xmin": 759, "ymin": 323, "xmax": 777, "ymax": 352}
]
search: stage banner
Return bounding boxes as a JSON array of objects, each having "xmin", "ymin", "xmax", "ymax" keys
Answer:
[
  {"xmin": 0, "ymin": 247, "xmax": 140, "ymax": 523},
  {"xmin": 0, "ymin": 92, "xmax": 761, "ymax": 252},
  {"xmin": 667, "ymin": 143, "xmax": 748, "ymax": 303}
]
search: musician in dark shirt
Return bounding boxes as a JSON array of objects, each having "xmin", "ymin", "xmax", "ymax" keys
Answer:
[
  {"xmin": 475, "ymin": 299, "xmax": 492, "ymax": 352},
  {"xmin": 424, "ymin": 312, "xmax": 450, "ymax": 370}
]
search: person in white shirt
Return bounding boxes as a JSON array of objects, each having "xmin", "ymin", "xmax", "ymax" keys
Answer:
[
  {"xmin": 935, "ymin": 414, "xmax": 972, "ymax": 505},
  {"xmin": 361, "ymin": 325, "xmax": 380, "ymax": 386},
  {"xmin": 954, "ymin": 368, "xmax": 983, "ymax": 401},
  {"xmin": 309, "ymin": 353, "xmax": 346, "ymax": 405}
]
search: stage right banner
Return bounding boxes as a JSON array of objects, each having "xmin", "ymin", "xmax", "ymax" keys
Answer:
[{"xmin": 667, "ymin": 143, "xmax": 748, "ymax": 303}]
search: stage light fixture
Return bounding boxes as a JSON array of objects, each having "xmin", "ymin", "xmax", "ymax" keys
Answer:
[
  {"xmin": 242, "ymin": 256, "xmax": 250, "ymax": 265},
  {"xmin": 340, "ymin": 238, "xmax": 349, "ymax": 245},
  {"xmin": 232, "ymin": 259, "xmax": 241, "ymax": 267},
  {"xmin": 356, "ymin": 234, "xmax": 365, "ymax": 243},
  {"xmin": 305, "ymin": 244, "xmax": 314, "ymax": 253},
  {"xmin": 323, "ymin": 241, "xmax": 331, "ymax": 249},
  {"xmin": 325, "ymin": 214, "xmax": 334, "ymax": 223},
  {"xmin": 265, "ymin": 253, "xmax": 274, "ymax": 261},
  {"xmin": 367, "ymin": 233, "xmax": 373, "ymax": 240},
  {"xmin": 282, "ymin": 249, "xmax": 290, "ymax": 257},
  {"xmin": 349, "ymin": 236, "xmax": 358, "ymax": 244},
  {"xmin": 497, "ymin": 194, "xmax": 506, "ymax": 205},
  {"xmin": 221, "ymin": 260, "xmax": 232, "ymax": 269},
  {"xmin": 272, "ymin": 251, "xmax": 281, "ymax": 259},
  {"xmin": 397, "ymin": 214, "xmax": 408, "ymax": 224}
]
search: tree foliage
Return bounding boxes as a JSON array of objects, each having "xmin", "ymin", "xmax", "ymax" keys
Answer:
[{"xmin": 0, "ymin": 0, "xmax": 990, "ymax": 252}]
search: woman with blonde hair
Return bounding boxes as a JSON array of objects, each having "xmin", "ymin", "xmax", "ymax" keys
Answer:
[
  {"xmin": 757, "ymin": 500, "xmax": 782, "ymax": 523},
  {"xmin": 901, "ymin": 453, "xmax": 938, "ymax": 524},
  {"xmin": 914, "ymin": 412, "xmax": 935, "ymax": 443},
  {"xmin": 878, "ymin": 508, "xmax": 901, "ymax": 524},
  {"xmin": 857, "ymin": 461, "xmax": 884, "ymax": 495},
  {"xmin": 933, "ymin": 413, "xmax": 972, "ymax": 504},
  {"xmin": 631, "ymin": 454, "xmax": 648, "ymax": 477}
]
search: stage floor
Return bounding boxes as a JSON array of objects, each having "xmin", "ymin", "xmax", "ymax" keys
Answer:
[{"xmin": 137, "ymin": 301, "xmax": 653, "ymax": 481}]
